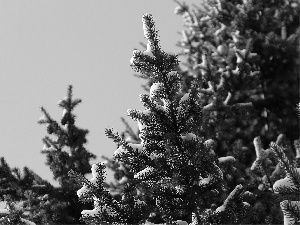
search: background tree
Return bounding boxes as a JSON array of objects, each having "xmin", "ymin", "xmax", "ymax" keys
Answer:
[
  {"xmin": 36, "ymin": 85, "xmax": 97, "ymax": 224},
  {"xmin": 0, "ymin": 157, "xmax": 56, "ymax": 224},
  {"xmin": 171, "ymin": 0, "xmax": 299, "ymax": 154}
]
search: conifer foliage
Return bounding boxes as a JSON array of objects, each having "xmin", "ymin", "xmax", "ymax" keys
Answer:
[
  {"xmin": 68, "ymin": 13, "xmax": 256, "ymax": 225},
  {"xmin": 0, "ymin": 0, "xmax": 299, "ymax": 224},
  {"xmin": 172, "ymin": 0, "xmax": 299, "ymax": 153},
  {"xmin": 0, "ymin": 86, "xmax": 97, "ymax": 224},
  {"xmin": 37, "ymin": 85, "xmax": 97, "ymax": 224},
  {"xmin": 68, "ymin": 6, "xmax": 299, "ymax": 225},
  {"xmin": 0, "ymin": 157, "xmax": 55, "ymax": 224},
  {"xmin": 38, "ymin": 85, "xmax": 96, "ymax": 186}
]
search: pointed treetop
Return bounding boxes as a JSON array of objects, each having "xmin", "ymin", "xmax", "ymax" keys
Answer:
[
  {"xmin": 57, "ymin": 85, "xmax": 82, "ymax": 110},
  {"xmin": 142, "ymin": 14, "xmax": 161, "ymax": 54}
]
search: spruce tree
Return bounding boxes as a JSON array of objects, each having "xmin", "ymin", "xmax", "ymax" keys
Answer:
[
  {"xmin": 68, "ymin": 13, "xmax": 253, "ymax": 225},
  {"xmin": 0, "ymin": 158, "xmax": 22, "ymax": 201},
  {"xmin": 68, "ymin": 9, "xmax": 299, "ymax": 225},
  {"xmin": 172, "ymin": 0, "xmax": 299, "ymax": 154},
  {"xmin": 0, "ymin": 1, "xmax": 298, "ymax": 224},
  {"xmin": 0, "ymin": 157, "xmax": 55, "ymax": 224},
  {"xmin": 36, "ymin": 85, "xmax": 97, "ymax": 224},
  {"xmin": 170, "ymin": 0, "xmax": 300, "ymax": 223}
]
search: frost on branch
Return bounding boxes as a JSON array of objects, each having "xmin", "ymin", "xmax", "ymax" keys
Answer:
[
  {"xmin": 0, "ymin": 195, "xmax": 36, "ymax": 225},
  {"xmin": 130, "ymin": 14, "xmax": 179, "ymax": 79},
  {"xmin": 251, "ymin": 136, "xmax": 274, "ymax": 171},
  {"xmin": 69, "ymin": 163, "xmax": 122, "ymax": 224},
  {"xmin": 200, "ymin": 184, "xmax": 251, "ymax": 224},
  {"xmin": 270, "ymin": 142, "xmax": 300, "ymax": 225}
]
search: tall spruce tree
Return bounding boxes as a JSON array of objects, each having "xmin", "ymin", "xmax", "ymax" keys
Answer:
[
  {"xmin": 68, "ymin": 13, "xmax": 255, "ymax": 224},
  {"xmin": 106, "ymin": 0, "xmax": 299, "ymax": 223},
  {"xmin": 68, "ymin": 9, "xmax": 299, "ymax": 225}
]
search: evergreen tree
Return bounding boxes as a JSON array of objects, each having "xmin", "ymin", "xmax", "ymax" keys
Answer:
[
  {"xmin": 68, "ymin": 10, "xmax": 299, "ymax": 225},
  {"xmin": 68, "ymin": 13, "xmax": 252, "ymax": 224},
  {"xmin": 0, "ymin": 157, "xmax": 55, "ymax": 224},
  {"xmin": 172, "ymin": 0, "xmax": 299, "ymax": 154},
  {"xmin": 171, "ymin": 1, "xmax": 300, "ymax": 223},
  {"xmin": 0, "ymin": 1, "xmax": 298, "ymax": 224},
  {"xmin": 0, "ymin": 157, "xmax": 22, "ymax": 201},
  {"xmin": 36, "ymin": 85, "xmax": 97, "ymax": 224},
  {"xmin": 0, "ymin": 85, "xmax": 98, "ymax": 224}
]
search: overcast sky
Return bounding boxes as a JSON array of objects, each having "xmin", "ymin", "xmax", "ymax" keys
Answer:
[{"xmin": 0, "ymin": 1, "xmax": 199, "ymax": 208}]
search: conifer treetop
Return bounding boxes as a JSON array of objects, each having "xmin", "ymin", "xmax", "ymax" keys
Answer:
[{"xmin": 130, "ymin": 14, "xmax": 179, "ymax": 81}]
